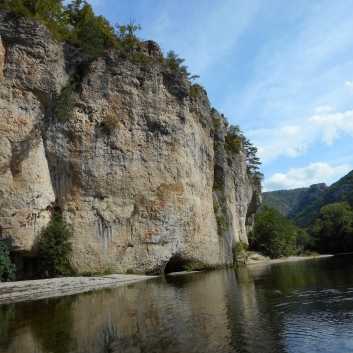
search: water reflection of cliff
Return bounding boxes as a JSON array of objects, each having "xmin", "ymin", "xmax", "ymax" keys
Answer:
[
  {"xmin": 226, "ymin": 265, "xmax": 286, "ymax": 353},
  {"xmin": 0, "ymin": 272, "xmax": 235, "ymax": 353},
  {"xmin": 2, "ymin": 256, "xmax": 352, "ymax": 353}
]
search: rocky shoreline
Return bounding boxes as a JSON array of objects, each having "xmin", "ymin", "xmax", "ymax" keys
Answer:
[
  {"xmin": 246, "ymin": 253, "xmax": 333, "ymax": 265},
  {"xmin": 0, "ymin": 274, "xmax": 155, "ymax": 305}
]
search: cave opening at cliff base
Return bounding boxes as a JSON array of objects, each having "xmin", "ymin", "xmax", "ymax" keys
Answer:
[{"xmin": 164, "ymin": 254, "xmax": 191, "ymax": 274}]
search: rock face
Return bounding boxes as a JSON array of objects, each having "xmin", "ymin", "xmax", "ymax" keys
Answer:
[
  {"xmin": 289, "ymin": 183, "xmax": 328, "ymax": 215},
  {"xmin": 0, "ymin": 13, "xmax": 261, "ymax": 275}
]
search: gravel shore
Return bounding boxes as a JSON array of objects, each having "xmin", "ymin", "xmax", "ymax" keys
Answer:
[
  {"xmin": 246, "ymin": 253, "xmax": 333, "ymax": 265},
  {"xmin": 0, "ymin": 274, "xmax": 155, "ymax": 305}
]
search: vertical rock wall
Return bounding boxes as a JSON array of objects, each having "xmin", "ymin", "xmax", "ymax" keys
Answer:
[{"xmin": 0, "ymin": 12, "xmax": 261, "ymax": 275}]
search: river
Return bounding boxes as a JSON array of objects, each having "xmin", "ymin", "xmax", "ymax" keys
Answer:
[{"xmin": 1, "ymin": 254, "xmax": 353, "ymax": 353}]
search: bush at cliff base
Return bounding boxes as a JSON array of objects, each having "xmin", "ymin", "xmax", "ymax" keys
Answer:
[
  {"xmin": 0, "ymin": 242, "xmax": 16, "ymax": 282},
  {"xmin": 38, "ymin": 211, "xmax": 73, "ymax": 277},
  {"xmin": 251, "ymin": 205, "xmax": 297, "ymax": 259}
]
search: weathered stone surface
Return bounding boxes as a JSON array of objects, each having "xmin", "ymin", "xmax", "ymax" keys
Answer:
[{"xmin": 0, "ymin": 13, "xmax": 261, "ymax": 275}]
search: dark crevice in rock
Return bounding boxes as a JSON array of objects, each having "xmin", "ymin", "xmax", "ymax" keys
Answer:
[{"xmin": 164, "ymin": 254, "xmax": 190, "ymax": 274}]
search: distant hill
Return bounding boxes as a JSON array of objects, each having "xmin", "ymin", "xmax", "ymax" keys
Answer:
[
  {"xmin": 288, "ymin": 170, "xmax": 353, "ymax": 227},
  {"xmin": 261, "ymin": 188, "xmax": 308, "ymax": 216}
]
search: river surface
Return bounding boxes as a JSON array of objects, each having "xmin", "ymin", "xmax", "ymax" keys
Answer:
[{"xmin": 1, "ymin": 254, "xmax": 353, "ymax": 353}]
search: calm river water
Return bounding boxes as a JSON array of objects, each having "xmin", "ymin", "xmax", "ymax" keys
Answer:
[{"xmin": 1, "ymin": 254, "xmax": 353, "ymax": 353}]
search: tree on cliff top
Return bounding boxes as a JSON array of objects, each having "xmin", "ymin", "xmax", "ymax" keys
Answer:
[{"xmin": 225, "ymin": 125, "xmax": 263, "ymax": 186}]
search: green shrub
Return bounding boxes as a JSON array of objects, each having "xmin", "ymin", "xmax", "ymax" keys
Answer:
[
  {"xmin": 225, "ymin": 125, "xmax": 242, "ymax": 156},
  {"xmin": 101, "ymin": 112, "xmax": 120, "ymax": 132},
  {"xmin": 233, "ymin": 242, "xmax": 248, "ymax": 263},
  {"xmin": 251, "ymin": 205, "xmax": 297, "ymax": 258},
  {"xmin": 211, "ymin": 117, "xmax": 221, "ymax": 130},
  {"xmin": 213, "ymin": 201, "xmax": 228, "ymax": 236},
  {"xmin": 213, "ymin": 168, "xmax": 224, "ymax": 190},
  {"xmin": 38, "ymin": 211, "xmax": 73, "ymax": 277},
  {"xmin": 56, "ymin": 85, "xmax": 75, "ymax": 123},
  {"xmin": 0, "ymin": 242, "xmax": 16, "ymax": 282},
  {"xmin": 213, "ymin": 140, "xmax": 220, "ymax": 151},
  {"xmin": 189, "ymin": 84, "xmax": 203, "ymax": 101}
]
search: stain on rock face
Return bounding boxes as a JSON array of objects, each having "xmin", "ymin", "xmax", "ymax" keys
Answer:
[{"xmin": 0, "ymin": 34, "xmax": 6, "ymax": 75}]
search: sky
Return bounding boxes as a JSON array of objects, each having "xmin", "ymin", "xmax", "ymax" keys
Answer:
[{"xmin": 83, "ymin": 0, "xmax": 353, "ymax": 191}]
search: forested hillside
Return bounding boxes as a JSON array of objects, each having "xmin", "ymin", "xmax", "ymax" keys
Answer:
[
  {"xmin": 261, "ymin": 188, "xmax": 308, "ymax": 216},
  {"xmin": 289, "ymin": 171, "xmax": 353, "ymax": 227}
]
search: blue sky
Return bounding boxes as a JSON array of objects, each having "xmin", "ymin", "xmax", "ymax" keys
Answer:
[{"xmin": 85, "ymin": 0, "xmax": 353, "ymax": 191}]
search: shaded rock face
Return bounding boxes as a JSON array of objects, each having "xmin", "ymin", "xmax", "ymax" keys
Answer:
[{"xmin": 0, "ymin": 13, "xmax": 261, "ymax": 274}]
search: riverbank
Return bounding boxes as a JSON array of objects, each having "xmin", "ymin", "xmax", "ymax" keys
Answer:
[
  {"xmin": 0, "ymin": 255, "xmax": 334, "ymax": 305},
  {"xmin": 0, "ymin": 274, "xmax": 155, "ymax": 305},
  {"xmin": 245, "ymin": 252, "xmax": 333, "ymax": 266}
]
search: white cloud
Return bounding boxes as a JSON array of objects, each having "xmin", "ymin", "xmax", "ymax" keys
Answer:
[
  {"xmin": 314, "ymin": 106, "xmax": 332, "ymax": 114},
  {"xmin": 263, "ymin": 162, "xmax": 350, "ymax": 191},
  {"xmin": 346, "ymin": 81, "xmax": 353, "ymax": 89},
  {"xmin": 250, "ymin": 107, "xmax": 353, "ymax": 164}
]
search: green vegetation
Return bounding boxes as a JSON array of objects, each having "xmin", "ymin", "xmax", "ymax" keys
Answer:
[
  {"xmin": 308, "ymin": 202, "xmax": 353, "ymax": 254},
  {"xmin": 213, "ymin": 166, "xmax": 224, "ymax": 190},
  {"xmin": 38, "ymin": 211, "xmax": 73, "ymax": 277},
  {"xmin": 115, "ymin": 19, "xmax": 147, "ymax": 62},
  {"xmin": 261, "ymin": 188, "xmax": 309, "ymax": 216},
  {"xmin": 0, "ymin": 242, "xmax": 16, "ymax": 282},
  {"xmin": 165, "ymin": 50, "xmax": 199, "ymax": 81},
  {"xmin": 101, "ymin": 112, "xmax": 120, "ymax": 132},
  {"xmin": 224, "ymin": 125, "xmax": 242, "ymax": 156},
  {"xmin": 289, "ymin": 171, "xmax": 353, "ymax": 227},
  {"xmin": 189, "ymin": 83, "xmax": 203, "ymax": 101},
  {"xmin": 213, "ymin": 197, "xmax": 229, "ymax": 236},
  {"xmin": 225, "ymin": 124, "xmax": 263, "ymax": 187},
  {"xmin": 233, "ymin": 242, "xmax": 248, "ymax": 263},
  {"xmin": 56, "ymin": 85, "xmax": 75, "ymax": 122},
  {"xmin": 251, "ymin": 205, "xmax": 297, "ymax": 258}
]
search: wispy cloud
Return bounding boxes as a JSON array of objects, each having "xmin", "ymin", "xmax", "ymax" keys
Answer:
[
  {"xmin": 346, "ymin": 81, "xmax": 353, "ymax": 91},
  {"xmin": 263, "ymin": 162, "xmax": 350, "ymax": 191},
  {"xmin": 222, "ymin": 1, "xmax": 353, "ymax": 132},
  {"xmin": 251, "ymin": 107, "xmax": 353, "ymax": 164}
]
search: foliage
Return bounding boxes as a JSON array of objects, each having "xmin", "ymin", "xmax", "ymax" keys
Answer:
[
  {"xmin": 213, "ymin": 140, "xmax": 220, "ymax": 151},
  {"xmin": 289, "ymin": 170, "xmax": 353, "ymax": 227},
  {"xmin": 189, "ymin": 83, "xmax": 203, "ymax": 101},
  {"xmin": 233, "ymin": 242, "xmax": 248, "ymax": 263},
  {"xmin": 213, "ymin": 166, "xmax": 224, "ymax": 190},
  {"xmin": 165, "ymin": 50, "xmax": 199, "ymax": 81},
  {"xmin": 56, "ymin": 85, "xmax": 75, "ymax": 122},
  {"xmin": 38, "ymin": 211, "xmax": 73, "ymax": 277},
  {"xmin": 211, "ymin": 116, "xmax": 221, "ymax": 130},
  {"xmin": 0, "ymin": 242, "xmax": 16, "ymax": 282},
  {"xmin": 2, "ymin": 0, "xmax": 116, "ymax": 53},
  {"xmin": 261, "ymin": 188, "xmax": 309, "ymax": 216},
  {"xmin": 308, "ymin": 202, "xmax": 353, "ymax": 254},
  {"xmin": 115, "ymin": 19, "xmax": 145, "ymax": 60},
  {"xmin": 213, "ymin": 197, "xmax": 228, "ymax": 236},
  {"xmin": 294, "ymin": 228, "xmax": 312, "ymax": 255},
  {"xmin": 101, "ymin": 112, "xmax": 120, "ymax": 132},
  {"xmin": 251, "ymin": 205, "xmax": 297, "ymax": 258},
  {"xmin": 225, "ymin": 125, "xmax": 243, "ymax": 156},
  {"xmin": 224, "ymin": 124, "xmax": 263, "ymax": 187}
]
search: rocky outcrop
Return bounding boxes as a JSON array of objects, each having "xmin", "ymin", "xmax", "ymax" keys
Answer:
[
  {"xmin": 0, "ymin": 12, "xmax": 261, "ymax": 275},
  {"xmin": 289, "ymin": 183, "xmax": 327, "ymax": 215}
]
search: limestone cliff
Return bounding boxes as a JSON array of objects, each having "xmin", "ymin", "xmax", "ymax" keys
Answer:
[{"xmin": 0, "ymin": 12, "xmax": 261, "ymax": 275}]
